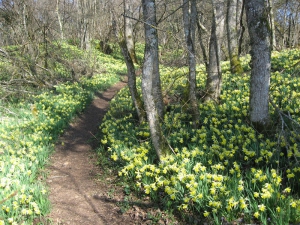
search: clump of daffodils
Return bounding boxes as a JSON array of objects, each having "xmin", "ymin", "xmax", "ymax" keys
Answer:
[{"xmin": 100, "ymin": 49, "xmax": 300, "ymax": 224}]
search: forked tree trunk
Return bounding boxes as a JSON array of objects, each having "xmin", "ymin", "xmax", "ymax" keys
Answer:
[
  {"xmin": 245, "ymin": 0, "xmax": 271, "ymax": 131},
  {"xmin": 182, "ymin": 0, "xmax": 200, "ymax": 128},
  {"xmin": 141, "ymin": 0, "xmax": 168, "ymax": 161},
  {"xmin": 226, "ymin": 0, "xmax": 243, "ymax": 74}
]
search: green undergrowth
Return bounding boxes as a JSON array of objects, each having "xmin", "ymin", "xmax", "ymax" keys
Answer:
[
  {"xmin": 99, "ymin": 48, "xmax": 300, "ymax": 224},
  {"xmin": 0, "ymin": 43, "xmax": 126, "ymax": 224}
]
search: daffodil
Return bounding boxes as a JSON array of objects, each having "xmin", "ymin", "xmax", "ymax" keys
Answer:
[
  {"xmin": 254, "ymin": 211, "xmax": 260, "ymax": 218},
  {"xmin": 203, "ymin": 211, "xmax": 210, "ymax": 217},
  {"xmin": 258, "ymin": 204, "xmax": 266, "ymax": 212}
]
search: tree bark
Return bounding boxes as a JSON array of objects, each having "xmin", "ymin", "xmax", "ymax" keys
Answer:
[
  {"xmin": 119, "ymin": 39, "xmax": 145, "ymax": 124},
  {"xmin": 282, "ymin": 0, "xmax": 289, "ymax": 48},
  {"xmin": 142, "ymin": 0, "xmax": 164, "ymax": 119},
  {"xmin": 196, "ymin": 12, "xmax": 209, "ymax": 73},
  {"xmin": 182, "ymin": 0, "xmax": 200, "ymax": 128},
  {"xmin": 204, "ymin": 0, "xmax": 224, "ymax": 103},
  {"xmin": 124, "ymin": 0, "xmax": 138, "ymax": 64},
  {"xmin": 267, "ymin": 0, "xmax": 276, "ymax": 48},
  {"xmin": 226, "ymin": 0, "xmax": 243, "ymax": 74},
  {"xmin": 293, "ymin": 6, "xmax": 299, "ymax": 47},
  {"xmin": 78, "ymin": 0, "xmax": 91, "ymax": 50},
  {"xmin": 141, "ymin": 0, "xmax": 167, "ymax": 161},
  {"xmin": 245, "ymin": 0, "xmax": 271, "ymax": 131},
  {"xmin": 238, "ymin": 0, "xmax": 245, "ymax": 56},
  {"xmin": 56, "ymin": 0, "xmax": 64, "ymax": 40}
]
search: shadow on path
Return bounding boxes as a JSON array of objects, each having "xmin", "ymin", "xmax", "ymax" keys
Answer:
[{"xmin": 46, "ymin": 81, "xmax": 134, "ymax": 225}]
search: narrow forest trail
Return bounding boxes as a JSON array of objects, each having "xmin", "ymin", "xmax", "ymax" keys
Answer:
[{"xmin": 45, "ymin": 80, "xmax": 135, "ymax": 225}]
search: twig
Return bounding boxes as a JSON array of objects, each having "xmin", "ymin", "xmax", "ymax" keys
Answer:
[
  {"xmin": 0, "ymin": 106, "xmax": 18, "ymax": 116},
  {"xmin": 0, "ymin": 48, "xmax": 8, "ymax": 57},
  {"xmin": 270, "ymin": 97, "xmax": 300, "ymax": 165},
  {"xmin": 0, "ymin": 191, "xmax": 18, "ymax": 205},
  {"xmin": 89, "ymin": 131, "xmax": 100, "ymax": 141},
  {"xmin": 50, "ymin": 175, "xmax": 69, "ymax": 179},
  {"xmin": 165, "ymin": 137, "xmax": 177, "ymax": 156}
]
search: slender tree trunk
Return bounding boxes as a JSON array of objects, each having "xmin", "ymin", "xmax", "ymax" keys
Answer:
[
  {"xmin": 245, "ymin": 0, "xmax": 271, "ymax": 131},
  {"xmin": 85, "ymin": 0, "xmax": 91, "ymax": 50},
  {"xmin": 287, "ymin": 15, "xmax": 292, "ymax": 47},
  {"xmin": 114, "ymin": 2, "xmax": 145, "ymax": 124},
  {"xmin": 226, "ymin": 0, "xmax": 243, "ymax": 74},
  {"xmin": 196, "ymin": 13, "xmax": 209, "ymax": 72},
  {"xmin": 238, "ymin": 0, "xmax": 245, "ymax": 56},
  {"xmin": 124, "ymin": 0, "xmax": 138, "ymax": 64},
  {"xmin": 56, "ymin": 0, "xmax": 64, "ymax": 40},
  {"xmin": 293, "ymin": 8, "xmax": 299, "ymax": 47},
  {"xmin": 182, "ymin": 0, "xmax": 200, "ymax": 128},
  {"xmin": 119, "ymin": 40, "xmax": 145, "ymax": 123},
  {"xmin": 204, "ymin": 0, "xmax": 224, "ymax": 103},
  {"xmin": 78, "ymin": 0, "xmax": 91, "ymax": 50},
  {"xmin": 22, "ymin": 3, "xmax": 29, "ymax": 39},
  {"xmin": 141, "ymin": 0, "xmax": 168, "ymax": 161},
  {"xmin": 108, "ymin": 3, "xmax": 145, "ymax": 124},
  {"xmin": 282, "ymin": 0, "xmax": 288, "ymax": 48},
  {"xmin": 267, "ymin": 0, "xmax": 276, "ymax": 48}
]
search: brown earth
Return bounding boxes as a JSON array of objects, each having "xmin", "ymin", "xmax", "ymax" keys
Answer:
[
  {"xmin": 45, "ymin": 80, "xmax": 178, "ymax": 225},
  {"xmin": 45, "ymin": 80, "xmax": 130, "ymax": 225}
]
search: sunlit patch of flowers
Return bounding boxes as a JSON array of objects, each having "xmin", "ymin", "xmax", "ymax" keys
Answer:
[
  {"xmin": 0, "ymin": 46, "xmax": 126, "ymax": 224},
  {"xmin": 100, "ymin": 48, "xmax": 300, "ymax": 224}
]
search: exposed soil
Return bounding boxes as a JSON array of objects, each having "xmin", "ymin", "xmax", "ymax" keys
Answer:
[
  {"xmin": 44, "ymin": 79, "xmax": 181, "ymax": 225},
  {"xmin": 45, "ymin": 80, "xmax": 132, "ymax": 225}
]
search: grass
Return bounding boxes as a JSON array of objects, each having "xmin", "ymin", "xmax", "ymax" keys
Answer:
[{"xmin": 99, "ymin": 48, "xmax": 300, "ymax": 224}]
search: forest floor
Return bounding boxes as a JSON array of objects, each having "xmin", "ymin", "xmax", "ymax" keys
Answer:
[{"xmin": 44, "ymin": 79, "xmax": 177, "ymax": 225}]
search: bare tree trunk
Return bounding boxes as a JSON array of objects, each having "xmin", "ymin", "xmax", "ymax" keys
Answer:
[
  {"xmin": 245, "ymin": 0, "xmax": 271, "ymax": 131},
  {"xmin": 196, "ymin": 13, "xmax": 209, "ymax": 72},
  {"xmin": 56, "ymin": 0, "xmax": 64, "ymax": 40},
  {"xmin": 267, "ymin": 0, "xmax": 276, "ymax": 48},
  {"xmin": 124, "ymin": 0, "xmax": 138, "ymax": 64},
  {"xmin": 142, "ymin": 0, "xmax": 164, "ymax": 120},
  {"xmin": 22, "ymin": 2, "xmax": 30, "ymax": 40},
  {"xmin": 204, "ymin": 0, "xmax": 224, "ymax": 103},
  {"xmin": 141, "ymin": 0, "xmax": 168, "ymax": 161},
  {"xmin": 293, "ymin": 8, "xmax": 299, "ymax": 47},
  {"xmin": 119, "ymin": 41, "xmax": 145, "ymax": 123},
  {"xmin": 195, "ymin": 1, "xmax": 209, "ymax": 72},
  {"xmin": 78, "ymin": 0, "xmax": 91, "ymax": 50},
  {"xmin": 226, "ymin": 0, "xmax": 243, "ymax": 74},
  {"xmin": 288, "ymin": 15, "xmax": 292, "ymax": 47},
  {"xmin": 238, "ymin": 0, "xmax": 245, "ymax": 56},
  {"xmin": 182, "ymin": 0, "xmax": 200, "ymax": 128},
  {"xmin": 282, "ymin": 0, "xmax": 288, "ymax": 48},
  {"xmin": 114, "ymin": 1, "xmax": 146, "ymax": 123}
]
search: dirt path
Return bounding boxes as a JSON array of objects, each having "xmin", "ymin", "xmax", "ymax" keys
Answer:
[{"xmin": 46, "ymin": 80, "xmax": 135, "ymax": 225}]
